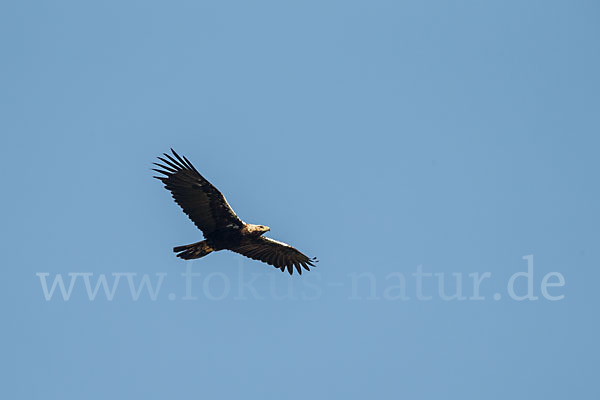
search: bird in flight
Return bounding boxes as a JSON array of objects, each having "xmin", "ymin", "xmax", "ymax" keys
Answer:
[{"xmin": 153, "ymin": 149, "xmax": 317, "ymax": 275}]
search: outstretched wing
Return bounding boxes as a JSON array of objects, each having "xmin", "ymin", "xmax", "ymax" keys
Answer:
[
  {"xmin": 153, "ymin": 149, "xmax": 243, "ymax": 235},
  {"xmin": 231, "ymin": 236, "xmax": 317, "ymax": 275}
]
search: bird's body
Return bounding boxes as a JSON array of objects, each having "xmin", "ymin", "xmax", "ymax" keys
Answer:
[{"xmin": 153, "ymin": 149, "xmax": 316, "ymax": 275}]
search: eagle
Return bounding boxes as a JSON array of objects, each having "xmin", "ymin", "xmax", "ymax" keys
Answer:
[{"xmin": 153, "ymin": 149, "xmax": 317, "ymax": 275}]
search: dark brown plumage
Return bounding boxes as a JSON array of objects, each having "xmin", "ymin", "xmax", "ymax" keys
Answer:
[{"xmin": 153, "ymin": 149, "xmax": 317, "ymax": 275}]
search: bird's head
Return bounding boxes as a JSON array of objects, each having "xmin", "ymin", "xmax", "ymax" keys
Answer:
[
  {"xmin": 257, "ymin": 225, "xmax": 270, "ymax": 235},
  {"xmin": 247, "ymin": 224, "xmax": 270, "ymax": 236}
]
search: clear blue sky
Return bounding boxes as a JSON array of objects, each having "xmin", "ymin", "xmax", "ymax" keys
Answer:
[{"xmin": 1, "ymin": 1, "xmax": 599, "ymax": 399}]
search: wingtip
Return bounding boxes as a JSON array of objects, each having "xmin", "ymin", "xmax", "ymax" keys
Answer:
[
  {"xmin": 170, "ymin": 148, "xmax": 181, "ymax": 159},
  {"xmin": 151, "ymin": 168, "xmax": 169, "ymax": 176}
]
